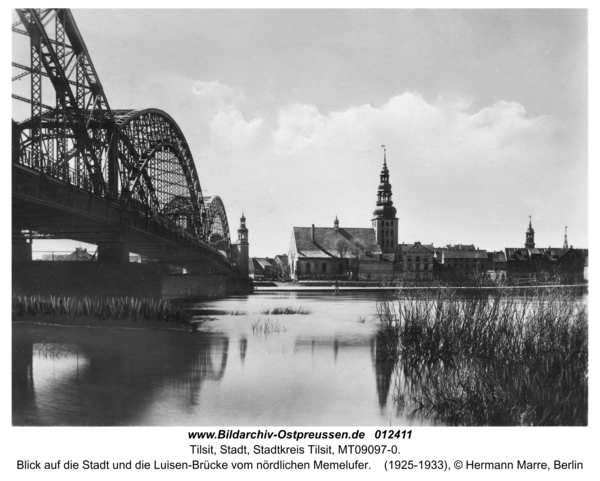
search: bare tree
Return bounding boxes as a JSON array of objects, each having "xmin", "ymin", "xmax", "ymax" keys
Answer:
[
  {"xmin": 349, "ymin": 239, "xmax": 367, "ymax": 279},
  {"xmin": 335, "ymin": 238, "xmax": 351, "ymax": 259},
  {"xmin": 275, "ymin": 261, "xmax": 290, "ymax": 280}
]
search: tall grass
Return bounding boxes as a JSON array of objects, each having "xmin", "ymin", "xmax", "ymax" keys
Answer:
[
  {"xmin": 376, "ymin": 284, "xmax": 588, "ymax": 425},
  {"xmin": 12, "ymin": 294, "xmax": 188, "ymax": 324}
]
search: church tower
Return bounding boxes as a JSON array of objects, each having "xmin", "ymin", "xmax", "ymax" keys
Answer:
[
  {"xmin": 563, "ymin": 226, "xmax": 569, "ymax": 249},
  {"xmin": 525, "ymin": 216, "xmax": 535, "ymax": 249},
  {"xmin": 235, "ymin": 212, "xmax": 249, "ymax": 276},
  {"xmin": 372, "ymin": 147, "xmax": 398, "ymax": 254}
]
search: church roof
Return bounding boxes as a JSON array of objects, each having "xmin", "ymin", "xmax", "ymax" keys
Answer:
[{"xmin": 291, "ymin": 226, "xmax": 381, "ymax": 259}]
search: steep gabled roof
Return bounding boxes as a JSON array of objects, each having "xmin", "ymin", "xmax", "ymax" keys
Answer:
[
  {"xmin": 291, "ymin": 226, "xmax": 381, "ymax": 259},
  {"xmin": 399, "ymin": 243, "xmax": 434, "ymax": 254},
  {"xmin": 254, "ymin": 258, "xmax": 274, "ymax": 269},
  {"xmin": 505, "ymin": 247, "xmax": 574, "ymax": 262},
  {"xmin": 274, "ymin": 254, "xmax": 288, "ymax": 263}
]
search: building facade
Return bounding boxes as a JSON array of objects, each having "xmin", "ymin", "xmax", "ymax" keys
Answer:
[{"xmin": 434, "ymin": 244, "xmax": 488, "ymax": 279}]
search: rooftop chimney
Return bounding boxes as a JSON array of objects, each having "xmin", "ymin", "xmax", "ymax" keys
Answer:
[{"xmin": 311, "ymin": 224, "xmax": 315, "ymax": 242}]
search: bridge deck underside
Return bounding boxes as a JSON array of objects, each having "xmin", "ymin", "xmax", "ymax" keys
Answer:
[{"xmin": 13, "ymin": 164, "xmax": 236, "ymax": 272}]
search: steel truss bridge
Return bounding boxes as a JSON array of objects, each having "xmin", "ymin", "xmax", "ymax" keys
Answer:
[{"xmin": 12, "ymin": 8, "xmax": 236, "ymax": 272}]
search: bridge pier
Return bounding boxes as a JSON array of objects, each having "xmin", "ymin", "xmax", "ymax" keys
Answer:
[
  {"xmin": 97, "ymin": 241, "xmax": 130, "ymax": 264},
  {"xmin": 12, "ymin": 231, "xmax": 32, "ymax": 262}
]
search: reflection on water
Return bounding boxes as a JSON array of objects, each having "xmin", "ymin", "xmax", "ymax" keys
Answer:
[{"xmin": 12, "ymin": 292, "xmax": 432, "ymax": 426}]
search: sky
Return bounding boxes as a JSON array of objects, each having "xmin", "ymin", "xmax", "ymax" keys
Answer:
[{"xmin": 12, "ymin": 8, "xmax": 589, "ymax": 257}]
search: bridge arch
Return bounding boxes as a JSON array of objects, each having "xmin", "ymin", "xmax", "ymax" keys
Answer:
[
  {"xmin": 111, "ymin": 108, "xmax": 205, "ymax": 239},
  {"xmin": 204, "ymin": 196, "xmax": 231, "ymax": 249}
]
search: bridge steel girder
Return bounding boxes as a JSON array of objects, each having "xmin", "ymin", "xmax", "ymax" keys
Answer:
[
  {"xmin": 204, "ymin": 196, "xmax": 231, "ymax": 248},
  {"xmin": 13, "ymin": 164, "xmax": 236, "ymax": 273},
  {"xmin": 111, "ymin": 109, "xmax": 205, "ymax": 242},
  {"xmin": 12, "ymin": 8, "xmax": 238, "ymax": 274},
  {"xmin": 14, "ymin": 8, "xmax": 111, "ymax": 195}
]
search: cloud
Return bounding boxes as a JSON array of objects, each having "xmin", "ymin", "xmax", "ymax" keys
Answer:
[
  {"xmin": 192, "ymin": 80, "xmax": 246, "ymax": 109},
  {"xmin": 191, "ymin": 86, "xmax": 578, "ymax": 256}
]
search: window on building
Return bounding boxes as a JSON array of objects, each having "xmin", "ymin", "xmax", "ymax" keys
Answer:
[
  {"xmin": 322, "ymin": 263, "xmax": 327, "ymax": 273},
  {"xmin": 306, "ymin": 263, "xmax": 311, "ymax": 274}
]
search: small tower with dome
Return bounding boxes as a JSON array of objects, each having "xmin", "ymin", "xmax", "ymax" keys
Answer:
[
  {"xmin": 233, "ymin": 212, "xmax": 249, "ymax": 276},
  {"xmin": 525, "ymin": 216, "xmax": 535, "ymax": 249}
]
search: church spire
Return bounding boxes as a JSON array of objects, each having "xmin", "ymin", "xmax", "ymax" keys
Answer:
[
  {"xmin": 563, "ymin": 226, "xmax": 568, "ymax": 249},
  {"xmin": 372, "ymin": 146, "xmax": 398, "ymax": 254},
  {"xmin": 374, "ymin": 145, "xmax": 393, "ymax": 210}
]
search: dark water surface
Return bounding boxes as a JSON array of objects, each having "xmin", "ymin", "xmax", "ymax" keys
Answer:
[{"xmin": 13, "ymin": 292, "xmax": 427, "ymax": 426}]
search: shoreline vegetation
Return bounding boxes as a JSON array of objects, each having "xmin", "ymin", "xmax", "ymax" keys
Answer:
[
  {"xmin": 260, "ymin": 306, "xmax": 312, "ymax": 315},
  {"xmin": 375, "ymin": 280, "xmax": 588, "ymax": 426},
  {"xmin": 12, "ymin": 294, "xmax": 189, "ymax": 328}
]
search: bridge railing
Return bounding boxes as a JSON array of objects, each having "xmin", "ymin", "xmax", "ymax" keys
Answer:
[
  {"xmin": 14, "ymin": 162, "xmax": 238, "ymax": 274},
  {"xmin": 18, "ymin": 150, "xmax": 98, "ymax": 193}
]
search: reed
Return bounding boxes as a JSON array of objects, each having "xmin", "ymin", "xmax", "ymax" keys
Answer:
[
  {"xmin": 251, "ymin": 318, "xmax": 286, "ymax": 334},
  {"xmin": 376, "ymin": 284, "xmax": 588, "ymax": 425},
  {"xmin": 260, "ymin": 306, "xmax": 312, "ymax": 315},
  {"xmin": 12, "ymin": 294, "xmax": 188, "ymax": 324}
]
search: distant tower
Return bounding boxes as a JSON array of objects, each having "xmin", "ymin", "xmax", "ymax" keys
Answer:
[
  {"xmin": 372, "ymin": 146, "xmax": 398, "ymax": 254},
  {"xmin": 525, "ymin": 216, "xmax": 535, "ymax": 249},
  {"xmin": 236, "ymin": 212, "xmax": 249, "ymax": 276},
  {"xmin": 563, "ymin": 226, "xmax": 569, "ymax": 249},
  {"xmin": 334, "ymin": 216, "xmax": 339, "ymax": 231}
]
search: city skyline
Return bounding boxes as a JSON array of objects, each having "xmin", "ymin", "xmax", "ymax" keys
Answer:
[{"xmin": 15, "ymin": 9, "xmax": 588, "ymax": 258}]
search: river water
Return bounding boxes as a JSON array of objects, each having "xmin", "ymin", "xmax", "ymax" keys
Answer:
[{"xmin": 13, "ymin": 291, "xmax": 427, "ymax": 427}]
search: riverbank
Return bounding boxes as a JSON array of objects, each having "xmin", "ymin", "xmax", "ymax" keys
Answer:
[
  {"xmin": 12, "ymin": 315, "xmax": 191, "ymax": 331},
  {"xmin": 255, "ymin": 283, "xmax": 588, "ymax": 293}
]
